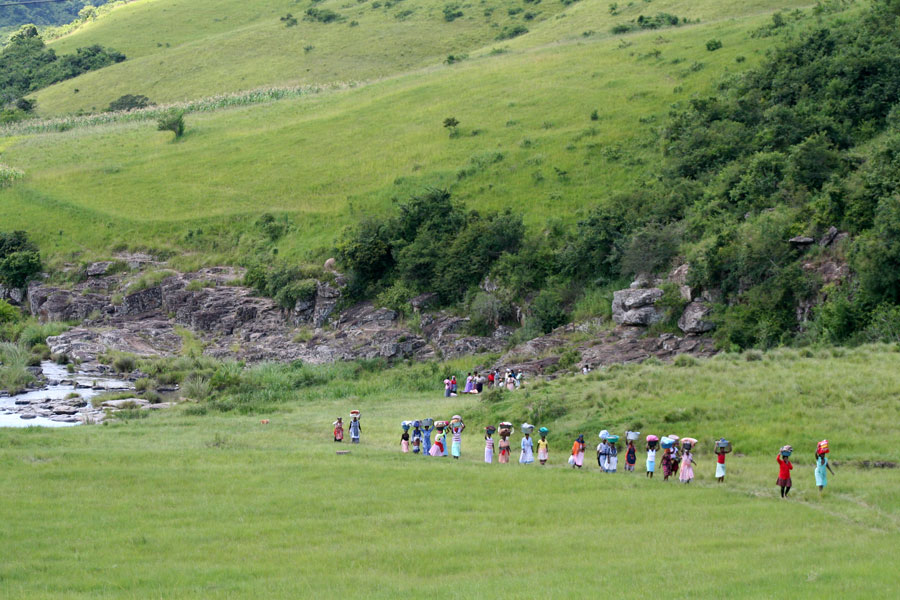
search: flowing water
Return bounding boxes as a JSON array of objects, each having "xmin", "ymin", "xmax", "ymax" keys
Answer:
[{"xmin": 0, "ymin": 362, "xmax": 134, "ymax": 428}]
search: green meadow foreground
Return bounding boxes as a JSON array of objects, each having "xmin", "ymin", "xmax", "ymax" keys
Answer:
[{"xmin": 2, "ymin": 347, "xmax": 898, "ymax": 598}]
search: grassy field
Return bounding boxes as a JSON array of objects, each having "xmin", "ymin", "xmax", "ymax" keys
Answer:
[
  {"xmin": 1, "ymin": 345, "xmax": 898, "ymax": 598},
  {"xmin": 1, "ymin": 0, "xmax": 817, "ymax": 267},
  {"xmin": 35, "ymin": 0, "xmax": 572, "ymax": 115}
]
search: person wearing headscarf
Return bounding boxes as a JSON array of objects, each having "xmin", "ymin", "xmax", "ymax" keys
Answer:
[{"xmin": 571, "ymin": 435, "xmax": 586, "ymax": 469}]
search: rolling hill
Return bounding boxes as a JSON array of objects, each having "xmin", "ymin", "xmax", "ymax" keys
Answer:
[{"xmin": 2, "ymin": 0, "xmax": 811, "ymax": 266}]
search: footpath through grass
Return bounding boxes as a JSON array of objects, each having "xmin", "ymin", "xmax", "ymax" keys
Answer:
[{"xmin": 1, "ymin": 346, "xmax": 899, "ymax": 597}]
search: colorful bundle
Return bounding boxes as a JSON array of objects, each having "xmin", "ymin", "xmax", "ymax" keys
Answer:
[
  {"xmin": 817, "ymin": 439, "xmax": 829, "ymax": 454},
  {"xmin": 646, "ymin": 434, "xmax": 659, "ymax": 442},
  {"xmin": 485, "ymin": 425, "xmax": 496, "ymax": 434},
  {"xmin": 780, "ymin": 445, "xmax": 793, "ymax": 458},
  {"xmin": 401, "ymin": 421, "xmax": 412, "ymax": 431},
  {"xmin": 606, "ymin": 434, "xmax": 620, "ymax": 444},
  {"xmin": 539, "ymin": 427, "xmax": 549, "ymax": 435},
  {"xmin": 626, "ymin": 431, "xmax": 641, "ymax": 441},
  {"xmin": 422, "ymin": 418, "xmax": 434, "ymax": 429},
  {"xmin": 682, "ymin": 437, "xmax": 698, "ymax": 447},
  {"xmin": 521, "ymin": 423, "xmax": 535, "ymax": 434},
  {"xmin": 661, "ymin": 436, "xmax": 675, "ymax": 449},
  {"xmin": 599, "ymin": 430, "xmax": 609, "ymax": 440},
  {"xmin": 350, "ymin": 410, "xmax": 361, "ymax": 419}
]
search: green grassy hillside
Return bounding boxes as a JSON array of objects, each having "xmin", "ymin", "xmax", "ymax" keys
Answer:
[
  {"xmin": 1, "ymin": 346, "xmax": 898, "ymax": 598},
  {"xmin": 34, "ymin": 0, "xmax": 575, "ymax": 115},
  {"xmin": 1, "ymin": 0, "xmax": 812, "ymax": 267}
]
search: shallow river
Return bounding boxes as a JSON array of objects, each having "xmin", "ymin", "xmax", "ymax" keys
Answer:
[{"xmin": 0, "ymin": 362, "xmax": 133, "ymax": 428}]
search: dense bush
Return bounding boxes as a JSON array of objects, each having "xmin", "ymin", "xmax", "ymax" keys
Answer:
[
  {"xmin": 0, "ymin": 230, "xmax": 40, "ymax": 288},
  {"xmin": 338, "ymin": 189, "xmax": 523, "ymax": 304},
  {"xmin": 157, "ymin": 110, "xmax": 185, "ymax": 139},
  {"xmin": 0, "ymin": 26, "xmax": 124, "ymax": 104},
  {"xmin": 107, "ymin": 94, "xmax": 153, "ymax": 112}
]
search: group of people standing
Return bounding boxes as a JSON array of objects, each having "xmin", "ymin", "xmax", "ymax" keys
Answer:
[{"xmin": 443, "ymin": 370, "xmax": 522, "ymax": 396}]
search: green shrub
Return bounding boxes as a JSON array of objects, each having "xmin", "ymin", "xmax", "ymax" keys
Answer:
[
  {"xmin": 0, "ymin": 299, "xmax": 20, "ymax": 323},
  {"xmin": 113, "ymin": 354, "xmax": 137, "ymax": 373},
  {"xmin": 107, "ymin": 94, "xmax": 154, "ymax": 112},
  {"xmin": 496, "ymin": 25, "xmax": 528, "ymax": 40},
  {"xmin": 531, "ymin": 289, "xmax": 568, "ymax": 334},
  {"xmin": 706, "ymin": 39, "xmax": 722, "ymax": 51},
  {"xmin": 443, "ymin": 4, "xmax": 463, "ymax": 21},
  {"xmin": 157, "ymin": 110, "xmax": 185, "ymax": 139},
  {"xmin": 673, "ymin": 354, "xmax": 699, "ymax": 367}
]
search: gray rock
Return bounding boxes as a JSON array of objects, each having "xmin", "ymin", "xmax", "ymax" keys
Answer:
[
  {"xmin": 789, "ymin": 236, "xmax": 815, "ymax": 247},
  {"xmin": 612, "ymin": 288, "xmax": 665, "ymax": 326},
  {"xmin": 85, "ymin": 261, "xmax": 114, "ymax": 277},
  {"xmin": 119, "ymin": 286, "xmax": 164, "ymax": 316},
  {"xmin": 678, "ymin": 301, "xmax": 715, "ymax": 334},
  {"xmin": 0, "ymin": 285, "xmax": 25, "ymax": 305},
  {"xmin": 52, "ymin": 405, "xmax": 79, "ymax": 415},
  {"xmin": 819, "ymin": 226, "xmax": 839, "ymax": 247},
  {"xmin": 410, "ymin": 293, "xmax": 438, "ymax": 313},
  {"xmin": 101, "ymin": 398, "xmax": 150, "ymax": 409}
]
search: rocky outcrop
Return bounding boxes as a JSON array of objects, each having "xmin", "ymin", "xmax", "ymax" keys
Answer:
[
  {"xmin": 28, "ymin": 283, "xmax": 111, "ymax": 322},
  {"xmin": 612, "ymin": 288, "xmax": 665, "ymax": 326},
  {"xmin": 678, "ymin": 301, "xmax": 714, "ymax": 334},
  {"xmin": 497, "ymin": 323, "xmax": 716, "ymax": 376},
  {"xmin": 0, "ymin": 285, "xmax": 25, "ymax": 306},
  {"xmin": 291, "ymin": 279, "xmax": 342, "ymax": 327}
]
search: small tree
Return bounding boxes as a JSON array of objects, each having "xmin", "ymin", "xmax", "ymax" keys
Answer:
[
  {"xmin": 108, "ymin": 94, "xmax": 153, "ymax": 112},
  {"xmin": 443, "ymin": 116, "xmax": 459, "ymax": 137},
  {"xmin": 157, "ymin": 110, "xmax": 185, "ymax": 139}
]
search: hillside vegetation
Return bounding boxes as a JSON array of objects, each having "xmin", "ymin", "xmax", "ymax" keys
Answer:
[
  {"xmin": 3, "ymin": 0, "xmax": 900, "ymax": 351},
  {"xmin": 1, "ymin": 346, "xmax": 898, "ymax": 597}
]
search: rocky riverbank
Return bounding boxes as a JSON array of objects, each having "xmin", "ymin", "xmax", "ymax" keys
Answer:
[{"xmin": 5, "ymin": 261, "xmax": 719, "ymax": 381}]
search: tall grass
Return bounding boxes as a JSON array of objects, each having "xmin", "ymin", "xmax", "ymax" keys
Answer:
[
  {"xmin": 0, "ymin": 341, "xmax": 35, "ymax": 393},
  {"xmin": 0, "ymin": 84, "xmax": 353, "ymax": 136}
]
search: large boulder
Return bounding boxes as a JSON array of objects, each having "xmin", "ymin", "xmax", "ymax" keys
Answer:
[
  {"xmin": 678, "ymin": 301, "xmax": 714, "ymax": 334},
  {"xmin": 118, "ymin": 286, "xmax": 163, "ymax": 316},
  {"xmin": 612, "ymin": 288, "xmax": 665, "ymax": 326}
]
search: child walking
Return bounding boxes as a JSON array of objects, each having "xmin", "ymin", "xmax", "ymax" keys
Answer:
[
  {"xmin": 450, "ymin": 416, "xmax": 465, "ymax": 459},
  {"xmin": 429, "ymin": 425, "xmax": 446, "ymax": 457},
  {"xmin": 662, "ymin": 447, "xmax": 674, "ymax": 481},
  {"xmin": 412, "ymin": 422, "xmax": 422, "ymax": 454},
  {"xmin": 537, "ymin": 427, "xmax": 549, "ymax": 465},
  {"xmin": 333, "ymin": 417, "xmax": 343, "ymax": 442},
  {"xmin": 607, "ymin": 441, "xmax": 619, "ymax": 473},
  {"xmin": 484, "ymin": 426, "xmax": 495, "ymax": 464},
  {"xmin": 679, "ymin": 442, "xmax": 695, "ymax": 483},
  {"xmin": 625, "ymin": 440, "xmax": 636, "ymax": 472},
  {"xmin": 422, "ymin": 420, "xmax": 433, "ymax": 456},
  {"xmin": 401, "ymin": 430, "xmax": 410, "ymax": 453},
  {"xmin": 777, "ymin": 446, "xmax": 793, "ymax": 498}
]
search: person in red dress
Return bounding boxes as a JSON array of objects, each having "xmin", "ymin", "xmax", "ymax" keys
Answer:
[{"xmin": 777, "ymin": 446, "xmax": 794, "ymax": 498}]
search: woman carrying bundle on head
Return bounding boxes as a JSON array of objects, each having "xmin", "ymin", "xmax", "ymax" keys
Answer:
[
  {"xmin": 412, "ymin": 421, "xmax": 422, "ymax": 454},
  {"xmin": 814, "ymin": 440, "xmax": 834, "ymax": 492},
  {"xmin": 646, "ymin": 435, "xmax": 659, "ymax": 478},
  {"xmin": 679, "ymin": 438, "xmax": 697, "ymax": 483},
  {"xmin": 520, "ymin": 424, "xmax": 534, "ymax": 465},
  {"xmin": 422, "ymin": 419, "xmax": 434, "ymax": 456},
  {"xmin": 777, "ymin": 445, "xmax": 793, "ymax": 498},
  {"xmin": 484, "ymin": 426, "xmax": 496, "ymax": 464},
  {"xmin": 537, "ymin": 427, "xmax": 550, "ymax": 465},
  {"xmin": 450, "ymin": 416, "xmax": 465, "ymax": 459},
  {"xmin": 429, "ymin": 422, "xmax": 447, "ymax": 457},
  {"xmin": 715, "ymin": 438, "xmax": 732, "ymax": 483}
]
